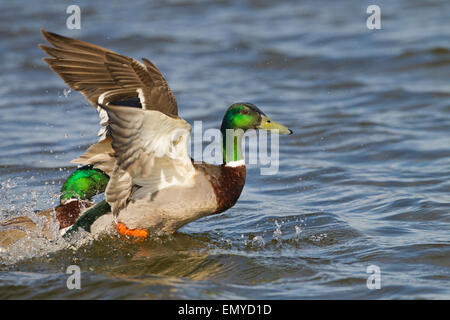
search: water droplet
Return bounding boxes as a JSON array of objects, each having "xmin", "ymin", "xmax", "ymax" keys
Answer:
[
  {"xmin": 273, "ymin": 220, "xmax": 282, "ymax": 240},
  {"xmin": 251, "ymin": 236, "xmax": 264, "ymax": 247},
  {"xmin": 63, "ymin": 88, "xmax": 71, "ymax": 98}
]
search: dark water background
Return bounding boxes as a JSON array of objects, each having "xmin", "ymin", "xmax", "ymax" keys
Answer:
[{"xmin": 0, "ymin": 0, "xmax": 449, "ymax": 299}]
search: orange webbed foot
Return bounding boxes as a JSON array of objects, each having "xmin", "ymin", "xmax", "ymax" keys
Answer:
[{"xmin": 116, "ymin": 222, "xmax": 148, "ymax": 240}]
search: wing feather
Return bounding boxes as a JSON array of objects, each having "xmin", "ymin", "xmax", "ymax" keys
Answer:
[
  {"xmin": 40, "ymin": 30, "xmax": 191, "ymax": 215},
  {"xmin": 100, "ymin": 105, "xmax": 194, "ymax": 217},
  {"xmin": 40, "ymin": 30, "xmax": 178, "ymax": 115},
  {"xmin": 39, "ymin": 29, "xmax": 178, "ymax": 131}
]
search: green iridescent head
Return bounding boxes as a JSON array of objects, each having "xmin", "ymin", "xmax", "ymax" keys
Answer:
[
  {"xmin": 60, "ymin": 165, "xmax": 109, "ymax": 204},
  {"xmin": 221, "ymin": 102, "xmax": 292, "ymax": 163},
  {"xmin": 220, "ymin": 102, "xmax": 292, "ymax": 135}
]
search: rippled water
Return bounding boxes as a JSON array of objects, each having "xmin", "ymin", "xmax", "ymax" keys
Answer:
[{"xmin": 0, "ymin": 0, "xmax": 449, "ymax": 299}]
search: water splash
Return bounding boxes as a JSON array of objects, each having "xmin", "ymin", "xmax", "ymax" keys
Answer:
[
  {"xmin": 251, "ymin": 235, "xmax": 265, "ymax": 247},
  {"xmin": 273, "ymin": 220, "xmax": 282, "ymax": 241},
  {"xmin": 0, "ymin": 177, "xmax": 96, "ymax": 265},
  {"xmin": 63, "ymin": 88, "xmax": 71, "ymax": 98},
  {"xmin": 294, "ymin": 225, "xmax": 303, "ymax": 237},
  {"xmin": 310, "ymin": 233, "xmax": 328, "ymax": 242}
]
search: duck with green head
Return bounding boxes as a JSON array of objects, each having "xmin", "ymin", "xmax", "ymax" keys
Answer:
[{"xmin": 32, "ymin": 30, "xmax": 293, "ymax": 239}]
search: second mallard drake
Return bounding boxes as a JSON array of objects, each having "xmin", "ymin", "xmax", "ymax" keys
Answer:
[{"xmin": 38, "ymin": 30, "xmax": 292, "ymax": 238}]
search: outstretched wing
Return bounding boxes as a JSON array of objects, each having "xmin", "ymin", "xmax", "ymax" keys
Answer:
[
  {"xmin": 39, "ymin": 29, "xmax": 178, "ymax": 139},
  {"xmin": 101, "ymin": 105, "xmax": 195, "ymax": 217}
]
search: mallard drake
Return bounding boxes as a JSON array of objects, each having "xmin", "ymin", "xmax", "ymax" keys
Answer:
[{"xmin": 2, "ymin": 29, "xmax": 292, "ymax": 245}]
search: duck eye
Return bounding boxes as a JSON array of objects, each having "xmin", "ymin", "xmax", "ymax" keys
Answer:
[
  {"xmin": 241, "ymin": 109, "xmax": 249, "ymax": 115},
  {"xmin": 267, "ymin": 120, "xmax": 271, "ymax": 123}
]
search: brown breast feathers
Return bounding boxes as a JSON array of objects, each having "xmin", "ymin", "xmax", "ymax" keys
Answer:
[
  {"xmin": 194, "ymin": 162, "xmax": 246, "ymax": 214},
  {"xmin": 40, "ymin": 200, "xmax": 92, "ymax": 229}
]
